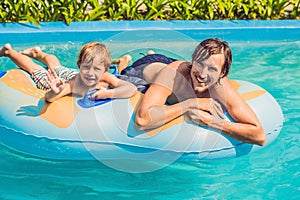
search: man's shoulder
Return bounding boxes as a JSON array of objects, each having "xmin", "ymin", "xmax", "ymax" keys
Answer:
[
  {"xmin": 168, "ymin": 60, "xmax": 190, "ymax": 69},
  {"xmin": 176, "ymin": 61, "xmax": 192, "ymax": 72}
]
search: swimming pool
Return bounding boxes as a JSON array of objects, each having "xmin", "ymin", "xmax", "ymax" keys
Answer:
[{"xmin": 0, "ymin": 20, "xmax": 300, "ymax": 199}]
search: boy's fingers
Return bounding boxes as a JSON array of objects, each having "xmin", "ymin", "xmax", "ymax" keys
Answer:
[
  {"xmin": 52, "ymin": 70, "xmax": 58, "ymax": 78},
  {"xmin": 46, "ymin": 71, "xmax": 52, "ymax": 80},
  {"xmin": 45, "ymin": 77, "xmax": 50, "ymax": 85}
]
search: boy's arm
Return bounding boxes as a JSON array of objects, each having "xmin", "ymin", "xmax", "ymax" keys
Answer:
[
  {"xmin": 45, "ymin": 83, "xmax": 71, "ymax": 102},
  {"xmin": 44, "ymin": 71, "xmax": 72, "ymax": 102},
  {"xmin": 92, "ymin": 72, "xmax": 137, "ymax": 99}
]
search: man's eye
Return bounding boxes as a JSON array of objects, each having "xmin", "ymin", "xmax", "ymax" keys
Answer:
[
  {"xmin": 193, "ymin": 62, "xmax": 203, "ymax": 69},
  {"xmin": 208, "ymin": 66, "xmax": 217, "ymax": 72}
]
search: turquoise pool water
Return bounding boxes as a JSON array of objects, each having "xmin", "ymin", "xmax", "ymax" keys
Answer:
[{"xmin": 0, "ymin": 21, "xmax": 300, "ymax": 199}]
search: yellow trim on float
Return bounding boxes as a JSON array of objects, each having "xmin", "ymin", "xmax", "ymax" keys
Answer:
[
  {"xmin": 2, "ymin": 70, "xmax": 80, "ymax": 128},
  {"xmin": 39, "ymin": 96, "xmax": 80, "ymax": 128},
  {"xmin": 2, "ymin": 70, "xmax": 266, "ymax": 129},
  {"xmin": 241, "ymin": 90, "xmax": 266, "ymax": 101}
]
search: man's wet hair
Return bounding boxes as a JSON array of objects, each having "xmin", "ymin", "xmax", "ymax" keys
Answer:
[{"xmin": 192, "ymin": 38, "xmax": 232, "ymax": 77}]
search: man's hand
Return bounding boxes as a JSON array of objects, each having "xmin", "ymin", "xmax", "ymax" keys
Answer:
[{"xmin": 187, "ymin": 98, "xmax": 225, "ymax": 126}]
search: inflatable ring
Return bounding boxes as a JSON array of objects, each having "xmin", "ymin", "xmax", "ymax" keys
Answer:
[{"xmin": 0, "ymin": 68, "xmax": 283, "ymax": 161}]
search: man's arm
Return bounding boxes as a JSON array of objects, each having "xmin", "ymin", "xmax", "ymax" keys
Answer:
[
  {"xmin": 135, "ymin": 82, "xmax": 191, "ymax": 130},
  {"xmin": 134, "ymin": 62, "xmax": 221, "ymax": 130},
  {"xmin": 220, "ymin": 77, "xmax": 266, "ymax": 145},
  {"xmin": 189, "ymin": 77, "xmax": 266, "ymax": 146},
  {"xmin": 134, "ymin": 63, "xmax": 196, "ymax": 130}
]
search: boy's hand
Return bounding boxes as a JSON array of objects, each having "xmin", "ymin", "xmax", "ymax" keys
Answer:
[
  {"xmin": 46, "ymin": 69, "xmax": 64, "ymax": 94},
  {"xmin": 89, "ymin": 87, "xmax": 112, "ymax": 100}
]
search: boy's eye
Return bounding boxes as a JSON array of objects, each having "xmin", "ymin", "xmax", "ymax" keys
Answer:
[
  {"xmin": 81, "ymin": 65, "xmax": 89, "ymax": 69},
  {"xmin": 95, "ymin": 66, "xmax": 104, "ymax": 71}
]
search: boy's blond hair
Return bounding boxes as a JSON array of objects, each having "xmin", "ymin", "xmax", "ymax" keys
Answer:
[{"xmin": 77, "ymin": 42, "xmax": 111, "ymax": 71}]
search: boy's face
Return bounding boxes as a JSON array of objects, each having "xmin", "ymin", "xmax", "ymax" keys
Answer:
[{"xmin": 79, "ymin": 57, "xmax": 106, "ymax": 87}]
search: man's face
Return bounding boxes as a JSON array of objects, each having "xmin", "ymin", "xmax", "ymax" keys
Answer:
[{"xmin": 190, "ymin": 53, "xmax": 225, "ymax": 93}]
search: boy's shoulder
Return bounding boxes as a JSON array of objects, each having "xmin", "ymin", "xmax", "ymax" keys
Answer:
[
  {"xmin": 102, "ymin": 72, "xmax": 116, "ymax": 80},
  {"xmin": 67, "ymin": 74, "xmax": 78, "ymax": 83},
  {"xmin": 65, "ymin": 74, "xmax": 79, "ymax": 89}
]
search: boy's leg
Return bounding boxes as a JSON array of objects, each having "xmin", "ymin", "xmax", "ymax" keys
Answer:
[
  {"xmin": 0, "ymin": 43, "xmax": 43, "ymax": 74},
  {"xmin": 22, "ymin": 46, "xmax": 61, "ymax": 72}
]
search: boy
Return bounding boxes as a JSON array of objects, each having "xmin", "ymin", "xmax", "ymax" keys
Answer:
[{"xmin": 0, "ymin": 42, "xmax": 137, "ymax": 102}]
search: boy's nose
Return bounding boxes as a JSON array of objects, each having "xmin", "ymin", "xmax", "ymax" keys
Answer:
[{"xmin": 87, "ymin": 68, "xmax": 94, "ymax": 75}]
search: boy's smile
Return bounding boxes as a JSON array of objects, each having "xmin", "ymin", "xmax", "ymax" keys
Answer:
[{"xmin": 79, "ymin": 61, "xmax": 105, "ymax": 88}]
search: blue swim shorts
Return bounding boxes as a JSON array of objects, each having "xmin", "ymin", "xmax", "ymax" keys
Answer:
[{"xmin": 117, "ymin": 54, "xmax": 177, "ymax": 93}]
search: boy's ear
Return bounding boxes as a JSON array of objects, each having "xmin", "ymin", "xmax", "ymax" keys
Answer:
[{"xmin": 77, "ymin": 61, "xmax": 81, "ymax": 68}]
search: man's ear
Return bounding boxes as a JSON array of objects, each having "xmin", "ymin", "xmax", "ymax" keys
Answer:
[
  {"xmin": 220, "ymin": 72, "xmax": 225, "ymax": 78},
  {"xmin": 220, "ymin": 68, "xmax": 226, "ymax": 78}
]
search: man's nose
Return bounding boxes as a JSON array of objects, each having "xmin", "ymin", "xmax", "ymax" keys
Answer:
[{"xmin": 199, "ymin": 67, "xmax": 208, "ymax": 78}]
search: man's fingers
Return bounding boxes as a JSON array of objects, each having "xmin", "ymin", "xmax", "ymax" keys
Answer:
[
  {"xmin": 213, "ymin": 102, "xmax": 225, "ymax": 119},
  {"xmin": 188, "ymin": 109, "xmax": 207, "ymax": 126}
]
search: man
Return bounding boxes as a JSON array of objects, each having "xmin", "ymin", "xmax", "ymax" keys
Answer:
[{"xmin": 120, "ymin": 38, "xmax": 266, "ymax": 146}]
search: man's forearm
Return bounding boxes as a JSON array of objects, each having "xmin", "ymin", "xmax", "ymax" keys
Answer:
[
  {"xmin": 135, "ymin": 100, "xmax": 190, "ymax": 130},
  {"xmin": 211, "ymin": 119, "xmax": 266, "ymax": 146}
]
